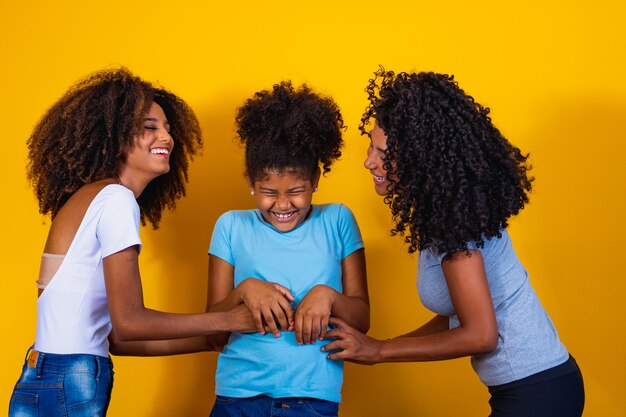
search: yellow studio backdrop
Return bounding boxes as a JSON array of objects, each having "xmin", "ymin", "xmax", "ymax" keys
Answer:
[{"xmin": 1, "ymin": 1, "xmax": 624, "ymax": 415}]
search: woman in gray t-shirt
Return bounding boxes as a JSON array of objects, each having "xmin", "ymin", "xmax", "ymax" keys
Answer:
[{"xmin": 323, "ymin": 68, "xmax": 584, "ymax": 417}]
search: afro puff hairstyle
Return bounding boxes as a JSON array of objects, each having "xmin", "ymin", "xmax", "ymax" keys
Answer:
[
  {"xmin": 236, "ymin": 81, "xmax": 344, "ymax": 182},
  {"xmin": 360, "ymin": 67, "xmax": 533, "ymax": 257},
  {"xmin": 26, "ymin": 68, "xmax": 202, "ymax": 228}
]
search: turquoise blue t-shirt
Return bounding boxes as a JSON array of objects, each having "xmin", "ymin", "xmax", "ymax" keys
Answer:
[
  {"xmin": 418, "ymin": 230, "xmax": 569, "ymax": 386},
  {"xmin": 209, "ymin": 204, "xmax": 364, "ymax": 402}
]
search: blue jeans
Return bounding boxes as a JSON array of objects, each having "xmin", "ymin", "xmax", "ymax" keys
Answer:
[
  {"xmin": 210, "ymin": 395, "xmax": 339, "ymax": 417},
  {"xmin": 9, "ymin": 348, "xmax": 114, "ymax": 417}
]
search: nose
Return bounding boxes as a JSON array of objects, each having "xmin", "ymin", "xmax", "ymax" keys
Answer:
[
  {"xmin": 275, "ymin": 195, "xmax": 292, "ymax": 210},
  {"xmin": 364, "ymin": 147, "xmax": 376, "ymax": 170},
  {"xmin": 159, "ymin": 130, "xmax": 173, "ymax": 145}
]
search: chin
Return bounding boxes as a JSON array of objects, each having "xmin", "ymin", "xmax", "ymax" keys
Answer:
[{"xmin": 374, "ymin": 186, "xmax": 388, "ymax": 196}]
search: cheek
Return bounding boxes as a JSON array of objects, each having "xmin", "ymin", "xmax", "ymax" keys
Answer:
[{"xmin": 296, "ymin": 195, "xmax": 314, "ymax": 208}]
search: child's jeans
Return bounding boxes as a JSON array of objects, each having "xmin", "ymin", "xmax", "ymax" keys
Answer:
[{"xmin": 210, "ymin": 394, "xmax": 339, "ymax": 417}]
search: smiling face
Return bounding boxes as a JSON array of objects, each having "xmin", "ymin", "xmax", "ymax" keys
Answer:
[
  {"xmin": 364, "ymin": 124, "xmax": 392, "ymax": 196},
  {"xmin": 119, "ymin": 102, "xmax": 173, "ymax": 187},
  {"xmin": 251, "ymin": 168, "xmax": 320, "ymax": 232}
]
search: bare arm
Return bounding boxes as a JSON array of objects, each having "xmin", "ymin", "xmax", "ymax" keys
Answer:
[
  {"xmin": 108, "ymin": 330, "xmax": 226, "ymax": 357},
  {"xmin": 294, "ymin": 248, "xmax": 370, "ymax": 344},
  {"xmin": 207, "ymin": 255, "xmax": 294, "ymax": 337},
  {"xmin": 104, "ymin": 246, "xmax": 255, "ymax": 345},
  {"xmin": 397, "ymin": 315, "xmax": 449, "ymax": 338},
  {"xmin": 324, "ymin": 250, "xmax": 498, "ymax": 364}
]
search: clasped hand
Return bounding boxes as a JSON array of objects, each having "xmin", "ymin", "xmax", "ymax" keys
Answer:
[{"xmin": 237, "ymin": 279, "xmax": 336, "ymax": 344}]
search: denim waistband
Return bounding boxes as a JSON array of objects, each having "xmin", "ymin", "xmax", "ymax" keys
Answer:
[{"xmin": 24, "ymin": 347, "xmax": 113, "ymax": 378}]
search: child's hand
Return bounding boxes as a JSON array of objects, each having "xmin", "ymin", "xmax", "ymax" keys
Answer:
[
  {"xmin": 294, "ymin": 285, "xmax": 336, "ymax": 345},
  {"xmin": 236, "ymin": 278, "xmax": 294, "ymax": 337}
]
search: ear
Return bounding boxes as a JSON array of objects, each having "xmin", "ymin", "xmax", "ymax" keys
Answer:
[{"xmin": 246, "ymin": 177, "xmax": 257, "ymax": 196}]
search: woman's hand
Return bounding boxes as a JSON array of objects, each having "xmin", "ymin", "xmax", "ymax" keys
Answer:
[
  {"xmin": 322, "ymin": 317, "xmax": 384, "ymax": 365},
  {"xmin": 236, "ymin": 278, "xmax": 294, "ymax": 337},
  {"xmin": 293, "ymin": 285, "xmax": 336, "ymax": 344},
  {"xmin": 226, "ymin": 303, "xmax": 258, "ymax": 333}
]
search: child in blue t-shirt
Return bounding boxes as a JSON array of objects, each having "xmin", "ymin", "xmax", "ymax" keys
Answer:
[{"xmin": 207, "ymin": 81, "xmax": 370, "ymax": 417}]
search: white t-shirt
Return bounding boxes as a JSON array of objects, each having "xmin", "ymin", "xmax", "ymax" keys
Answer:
[{"xmin": 34, "ymin": 185, "xmax": 142, "ymax": 357}]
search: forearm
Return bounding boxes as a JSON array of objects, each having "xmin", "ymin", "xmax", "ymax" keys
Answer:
[
  {"xmin": 109, "ymin": 335, "xmax": 213, "ymax": 357},
  {"xmin": 207, "ymin": 289, "xmax": 242, "ymax": 312},
  {"xmin": 112, "ymin": 309, "xmax": 236, "ymax": 341},
  {"xmin": 397, "ymin": 315, "xmax": 449, "ymax": 338},
  {"xmin": 330, "ymin": 291, "xmax": 370, "ymax": 333},
  {"xmin": 378, "ymin": 326, "xmax": 497, "ymax": 363}
]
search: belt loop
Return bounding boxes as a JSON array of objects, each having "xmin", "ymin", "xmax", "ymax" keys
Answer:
[
  {"xmin": 35, "ymin": 351, "xmax": 45, "ymax": 379},
  {"xmin": 24, "ymin": 346, "xmax": 34, "ymax": 363}
]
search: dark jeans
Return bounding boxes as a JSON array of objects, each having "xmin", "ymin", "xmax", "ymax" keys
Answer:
[
  {"xmin": 210, "ymin": 395, "xmax": 339, "ymax": 417},
  {"xmin": 488, "ymin": 355, "xmax": 584, "ymax": 417}
]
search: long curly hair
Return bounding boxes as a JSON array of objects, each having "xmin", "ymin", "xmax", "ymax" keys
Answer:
[
  {"xmin": 26, "ymin": 68, "xmax": 202, "ymax": 228},
  {"xmin": 236, "ymin": 81, "xmax": 344, "ymax": 182},
  {"xmin": 360, "ymin": 67, "xmax": 533, "ymax": 256}
]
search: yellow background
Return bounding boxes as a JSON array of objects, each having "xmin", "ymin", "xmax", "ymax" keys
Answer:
[{"xmin": 1, "ymin": 1, "xmax": 625, "ymax": 416}]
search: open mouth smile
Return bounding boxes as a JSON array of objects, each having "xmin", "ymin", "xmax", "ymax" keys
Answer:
[
  {"xmin": 151, "ymin": 147, "xmax": 170, "ymax": 156},
  {"xmin": 373, "ymin": 174, "xmax": 387, "ymax": 184},
  {"xmin": 271, "ymin": 211, "xmax": 297, "ymax": 222}
]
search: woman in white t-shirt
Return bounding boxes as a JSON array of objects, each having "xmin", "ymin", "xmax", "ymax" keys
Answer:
[{"xmin": 8, "ymin": 68, "xmax": 255, "ymax": 417}]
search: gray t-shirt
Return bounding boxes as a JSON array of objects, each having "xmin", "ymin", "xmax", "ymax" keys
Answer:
[{"xmin": 417, "ymin": 229, "xmax": 569, "ymax": 386}]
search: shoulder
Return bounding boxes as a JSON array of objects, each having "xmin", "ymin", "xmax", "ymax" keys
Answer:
[
  {"xmin": 216, "ymin": 209, "xmax": 255, "ymax": 222},
  {"xmin": 315, "ymin": 203, "xmax": 355, "ymax": 219},
  {"xmin": 97, "ymin": 185, "xmax": 138, "ymax": 212},
  {"xmin": 479, "ymin": 229, "xmax": 512, "ymax": 252},
  {"xmin": 214, "ymin": 209, "xmax": 257, "ymax": 230}
]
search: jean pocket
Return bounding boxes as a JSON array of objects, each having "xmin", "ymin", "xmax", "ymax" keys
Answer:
[
  {"xmin": 9, "ymin": 391, "xmax": 39, "ymax": 417},
  {"xmin": 63, "ymin": 371, "xmax": 98, "ymax": 410},
  {"xmin": 305, "ymin": 399, "xmax": 339, "ymax": 417}
]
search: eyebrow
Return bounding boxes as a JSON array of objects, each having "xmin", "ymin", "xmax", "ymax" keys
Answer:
[
  {"xmin": 258, "ymin": 185, "xmax": 306, "ymax": 192},
  {"xmin": 144, "ymin": 117, "xmax": 170, "ymax": 127}
]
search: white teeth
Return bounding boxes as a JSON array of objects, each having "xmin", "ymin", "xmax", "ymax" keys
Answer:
[
  {"xmin": 374, "ymin": 175, "xmax": 385, "ymax": 181},
  {"xmin": 151, "ymin": 148, "xmax": 169, "ymax": 155},
  {"xmin": 273, "ymin": 212, "xmax": 295, "ymax": 220}
]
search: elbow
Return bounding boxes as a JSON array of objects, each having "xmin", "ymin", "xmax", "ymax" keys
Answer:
[
  {"xmin": 353, "ymin": 321, "xmax": 370, "ymax": 334},
  {"xmin": 108, "ymin": 342, "xmax": 124, "ymax": 357},
  {"xmin": 473, "ymin": 330, "xmax": 498, "ymax": 354},
  {"xmin": 107, "ymin": 331, "xmax": 129, "ymax": 356},
  {"xmin": 110, "ymin": 318, "xmax": 141, "ymax": 342},
  {"xmin": 355, "ymin": 306, "xmax": 371, "ymax": 333}
]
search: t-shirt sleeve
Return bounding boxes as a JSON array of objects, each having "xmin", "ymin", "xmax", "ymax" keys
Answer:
[
  {"xmin": 97, "ymin": 188, "xmax": 142, "ymax": 258},
  {"xmin": 337, "ymin": 204, "xmax": 364, "ymax": 259},
  {"xmin": 208, "ymin": 212, "xmax": 235, "ymax": 265},
  {"xmin": 435, "ymin": 240, "xmax": 481, "ymax": 264}
]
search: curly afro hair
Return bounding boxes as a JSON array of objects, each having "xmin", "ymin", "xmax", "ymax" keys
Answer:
[
  {"xmin": 26, "ymin": 67, "xmax": 202, "ymax": 228},
  {"xmin": 236, "ymin": 81, "xmax": 344, "ymax": 182},
  {"xmin": 360, "ymin": 67, "xmax": 533, "ymax": 257}
]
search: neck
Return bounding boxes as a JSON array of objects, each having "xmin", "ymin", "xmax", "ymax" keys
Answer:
[{"xmin": 115, "ymin": 169, "xmax": 150, "ymax": 198}]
